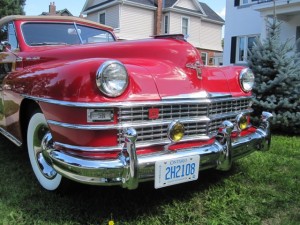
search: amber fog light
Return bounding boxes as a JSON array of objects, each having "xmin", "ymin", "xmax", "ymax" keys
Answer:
[
  {"xmin": 168, "ymin": 121, "xmax": 185, "ymax": 142},
  {"xmin": 236, "ymin": 114, "xmax": 248, "ymax": 131}
]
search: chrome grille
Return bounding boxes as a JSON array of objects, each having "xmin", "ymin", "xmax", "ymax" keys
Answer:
[
  {"xmin": 118, "ymin": 104, "xmax": 208, "ymax": 123},
  {"xmin": 118, "ymin": 97, "xmax": 252, "ymax": 146},
  {"xmin": 209, "ymin": 99, "xmax": 250, "ymax": 115}
]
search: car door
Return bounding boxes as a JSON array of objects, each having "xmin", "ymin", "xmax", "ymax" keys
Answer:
[{"xmin": 0, "ymin": 22, "xmax": 18, "ymax": 128}]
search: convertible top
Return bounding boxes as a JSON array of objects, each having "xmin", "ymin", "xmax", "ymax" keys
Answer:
[{"xmin": 0, "ymin": 15, "xmax": 113, "ymax": 31}]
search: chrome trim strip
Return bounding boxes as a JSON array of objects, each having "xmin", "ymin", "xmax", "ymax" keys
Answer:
[
  {"xmin": 161, "ymin": 91, "xmax": 232, "ymax": 100},
  {"xmin": 209, "ymin": 109, "xmax": 253, "ymax": 121},
  {"xmin": 47, "ymin": 110, "xmax": 253, "ymax": 131},
  {"xmin": 54, "ymin": 142, "xmax": 123, "ymax": 152},
  {"xmin": 22, "ymin": 94, "xmax": 252, "ymax": 108},
  {"xmin": 53, "ymin": 135, "xmax": 212, "ymax": 152},
  {"xmin": 0, "ymin": 127, "xmax": 22, "ymax": 147},
  {"xmin": 47, "ymin": 116, "xmax": 211, "ymax": 130}
]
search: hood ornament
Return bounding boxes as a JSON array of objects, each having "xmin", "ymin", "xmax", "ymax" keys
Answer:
[{"xmin": 186, "ymin": 60, "xmax": 202, "ymax": 79}]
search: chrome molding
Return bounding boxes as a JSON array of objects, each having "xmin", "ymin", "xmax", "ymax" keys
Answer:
[
  {"xmin": 52, "ymin": 135, "xmax": 212, "ymax": 153},
  {"xmin": 47, "ymin": 116, "xmax": 211, "ymax": 130},
  {"xmin": 22, "ymin": 94, "xmax": 252, "ymax": 108},
  {"xmin": 54, "ymin": 142, "xmax": 123, "ymax": 152},
  {"xmin": 0, "ymin": 127, "xmax": 22, "ymax": 146},
  {"xmin": 161, "ymin": 91, "xmax": 232, "ymax": 100}
]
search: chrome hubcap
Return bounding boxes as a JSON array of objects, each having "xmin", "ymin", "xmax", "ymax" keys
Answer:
[{"xmin": 33, "ymin": 124, "xmax": 57, "ymax": 179}]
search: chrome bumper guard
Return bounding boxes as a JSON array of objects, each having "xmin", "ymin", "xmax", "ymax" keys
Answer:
[{"xmin": 42, "ymin": 112, "xmax": 273, "ymax": 190}]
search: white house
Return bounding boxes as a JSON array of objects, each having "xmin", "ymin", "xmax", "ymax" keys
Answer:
[
  {"xmin": 81, "ymin": 0, "xmax": 224, "ymax": 66},
  {"xmin": 223, "ymin": 0, "xmax": 300, "ymax": 65}
]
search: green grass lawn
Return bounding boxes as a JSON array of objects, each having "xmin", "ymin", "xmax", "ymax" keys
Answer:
[{"xmin": 0, "ymin": 135, "xmax": 299, "ymax": 225}]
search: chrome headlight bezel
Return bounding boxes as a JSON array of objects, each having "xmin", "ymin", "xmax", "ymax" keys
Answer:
[
  {"xmin": 96, "ymin": 60, "xmax": 129, "ymax": 97},
  {"xmin": 239, "ymin": 68, "xmax": 255, "ymax": 92}
]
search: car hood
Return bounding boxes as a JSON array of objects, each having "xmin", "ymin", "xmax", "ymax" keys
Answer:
[{"xmin": 16, "ymin": 38, "xmax": 247, "ymax": 101}]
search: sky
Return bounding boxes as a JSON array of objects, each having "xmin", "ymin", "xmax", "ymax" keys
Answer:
[{"xmin": 24, "ymin": 0, "xmax": 226, "ymax": 19}]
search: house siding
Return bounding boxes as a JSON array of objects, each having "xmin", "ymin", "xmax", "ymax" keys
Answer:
[
  {"xmin": 176, "ymin": 0, "xmax": 198, "ymax": 11},
  {"xmin": 200, "ymin": 21, "xmax": 223, "ymax": 52},
  {"xmin": 224, "ymin": 0, "xmax": 300, "ymax": 65},
  {"xmin": 169, "ymin": 12, "xmax": 201, "ymax": 48},
  {"xmin": 118, "ymin": 4, "xmax": 154, "ymax": 40},
  {"xmin": 86, "ymin": 5, "xmax": 119, "ymax": 28}
]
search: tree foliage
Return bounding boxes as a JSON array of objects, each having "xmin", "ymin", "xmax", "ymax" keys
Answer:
[
  {"xmin": 0, "ymin": 0, "xmax": 25, "ymax": 19},
  {"xmin": 248, "ymin": 18, "xmax": 300, "ymax": 134}
]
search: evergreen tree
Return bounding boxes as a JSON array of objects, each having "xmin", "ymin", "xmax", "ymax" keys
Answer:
[
  {"xmin": 0, "ymin": 0, "xmax": 26, "ymax": 19},
  {"xmin": 248, "ymin": 17, "xmax": 300, "ymax": 134}
]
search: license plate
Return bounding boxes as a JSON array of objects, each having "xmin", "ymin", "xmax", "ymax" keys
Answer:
[
  {"xmin": 87, "ymin": 109, "xmax": 112, "ymax": 122},
  {"xmin": 155, "ymin": 155, "xmax": 200, "ymax": 189}
]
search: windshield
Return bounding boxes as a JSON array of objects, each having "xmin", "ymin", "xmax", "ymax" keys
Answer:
[{"xmin": 22, "ymin": 22, "xmax": 115, "ymax": 46}]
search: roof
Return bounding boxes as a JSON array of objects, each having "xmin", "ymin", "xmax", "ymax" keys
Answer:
[
  {"xmin": 164, "ymin": 0, "xmax": 224, "ymax": 23},
  {"xmin": 199, "ymin": 2, "xmax": 224, "ymax": 23},
  {"xmin": 82, "ymin": 0, "xmax": 224, "ymax": 23},
  {"xmin": 164, "ymin": 0, "xmax": 176, "ymax": 8},
  {"xmin": 0, "ymin": 15, "xmax": 113, "ymax": 31},
  {"xmin": 128, "ymin": 0, "xmax": 155, "ymax": 6},
  {"xmin": 84, "ymin": 0, "xmax": 156, "ymax": 12},
  {"xmin": 41, "ymin": 8, "xmax": 73, "ymax": 16},
  {"xmin": 84, "ymin": 0, "xmax": 113, "ymax": 12}
]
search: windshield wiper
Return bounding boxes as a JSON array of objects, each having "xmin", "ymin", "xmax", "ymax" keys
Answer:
[{"xmin": 30, "ymin": 42, "xmax": 68, "ymax": 46}]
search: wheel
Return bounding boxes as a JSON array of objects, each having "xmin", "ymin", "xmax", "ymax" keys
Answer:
[{"xmin": 27, "ymin": 111, "xmax": 62, "ymax": 191}]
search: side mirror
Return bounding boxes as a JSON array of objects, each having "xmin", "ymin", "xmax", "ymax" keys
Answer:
[{"xmin": 0, "ymin": 41, "xmax": 11, "ymax": 52}]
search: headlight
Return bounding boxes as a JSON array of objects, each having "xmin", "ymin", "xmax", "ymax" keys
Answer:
[
  {"xmin": 239, "ymin": 68, "xmax": 254, "ymax": 92},
  {"xmin": 96, "ymin": 60, "xmax": 128, "ymax": 97}
]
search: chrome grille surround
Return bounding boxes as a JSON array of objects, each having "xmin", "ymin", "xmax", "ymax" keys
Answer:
[
  {"xmin": 118, "ymin": 96, "xmax": 253, "ymax": 147},
  {"xmin": 25, "ymin": 94, "xmax": 253, "ymax": 151}
]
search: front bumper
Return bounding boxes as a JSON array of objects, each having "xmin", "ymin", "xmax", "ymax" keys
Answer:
[{"xmin": 42, "ymin": 112, "xmax": 273, "ymax": 190}]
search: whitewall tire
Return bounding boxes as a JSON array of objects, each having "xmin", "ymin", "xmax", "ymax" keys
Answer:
[{"xmin": 27, "ymin": 112, "xmax": 62, "ymax": 191}]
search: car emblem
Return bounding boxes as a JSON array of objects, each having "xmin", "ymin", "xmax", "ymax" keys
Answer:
[
  {"xmin": 186, "ymin": 60, "xmax": 202, "ymax": 79},
  {"xmin": 148, "ymin": 108, "xmax": 160, "ymax": 120}
]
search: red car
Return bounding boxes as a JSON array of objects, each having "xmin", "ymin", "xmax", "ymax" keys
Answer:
[{"xmin": 0, "ymin": 16, "xmax": 272, "ymax": 191}]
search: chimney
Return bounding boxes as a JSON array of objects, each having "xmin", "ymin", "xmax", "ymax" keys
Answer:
[
  {"xmin": 155, "ymin": 0, "xmax": 163, "ymax": 35},
  {"xmin": 49, "ymin": 2, "xmax": 56, "ymax": 15}
]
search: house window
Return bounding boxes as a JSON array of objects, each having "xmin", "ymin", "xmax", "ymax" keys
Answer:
[
  {"xmin": 182, "ymin": 17, "xmax": 189, "ymax": 36},
  {"xmin": 0, "ymin": 22, "xmax": 18, "ymax": 50},
  {"xmin": 235, "ymin": 0, "xmax": 258, "ymax": 6},
  {"xmin": 201, "ymin": 52, "xmax": 208, "ymax": 65},
  {"xmin": 296, "ymin": 26, "xmax": 300, "ymax": 53},
  {"xmin": 236, "ymin": 35, "xmax": 257, "ymax": 63},
  {"xmin": 99, "ymin": 12, "xmax": 106, "ymax": 25},
  {"xmin": 164, "ymin": 15, "xmax": 169, "ymax": 34}
]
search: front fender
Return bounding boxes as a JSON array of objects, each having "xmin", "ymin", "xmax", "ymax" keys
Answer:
[{"xmin": 6, "ymin": 59, "xmax": 161, "ymax": 103}]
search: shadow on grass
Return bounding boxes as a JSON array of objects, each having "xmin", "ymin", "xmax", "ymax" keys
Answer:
[{"xmin": 0, "ymin": 135, "xmax": 240, "ymax": 224}]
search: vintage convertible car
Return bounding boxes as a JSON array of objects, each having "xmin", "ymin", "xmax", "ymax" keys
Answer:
[{"xmin": 0, "ymin": 15, "xmax": 272, "ymax": 191}]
